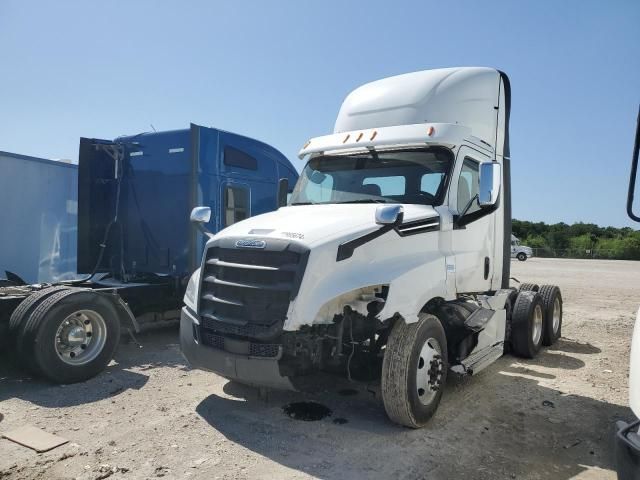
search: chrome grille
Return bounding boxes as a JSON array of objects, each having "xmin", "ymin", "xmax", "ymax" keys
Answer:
[{"xmin": 198, "ymin": 238, "xmax": 308, "ymax": 340}]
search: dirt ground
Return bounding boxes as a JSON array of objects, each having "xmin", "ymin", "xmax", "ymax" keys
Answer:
[{"xmin": 1, "ymin": 258, "xmax": 638, "ymax": 480}]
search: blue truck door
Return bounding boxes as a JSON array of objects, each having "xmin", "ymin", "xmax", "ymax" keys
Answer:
[
  {"xmin": 190, "ymin": 125, "xmax": 221, "ymax": 270},
  {"xmin": 218, "ymin": 131, "xmax": 278, "ymax": 223},
  {"xmin": 220, "ymin": 181, "xmax": 251, "ymax": 229}
]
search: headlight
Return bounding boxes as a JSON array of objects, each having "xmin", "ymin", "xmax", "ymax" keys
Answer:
[{"xmin": 184, "ymin": 268, "xmax": 201, "ymax": 312}]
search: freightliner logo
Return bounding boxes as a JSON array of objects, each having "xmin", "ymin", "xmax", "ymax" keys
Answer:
[{"xmin": 235, "ymin": 239, "xmax": 267, "ymax": 249}]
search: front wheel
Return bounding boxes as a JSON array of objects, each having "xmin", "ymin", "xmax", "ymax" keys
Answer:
[
  {"xmin": 517, "ymin": 252, "xmax": 527, "ymax": 261},
  {"xmin": 381, "ymin": 313, "xmax": 448, "ymax": 428}
]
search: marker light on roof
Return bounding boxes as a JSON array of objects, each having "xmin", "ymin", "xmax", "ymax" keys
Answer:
[
  {"xmin": 303, "ymin": 140, "xmax": 311, "ymax": 149},
  {"xmin": 343, "ymin": 134, "xmax": 350, "ymax": 143},
  {"xmin": 370, "ymin": 131, "xmax": 378, "ymax": 141},
  {"xmin": 356, "ymin": 132, "xmax": 364, "ymax": 142},
  {"xmin": 427, "ymin": 126, "xmax": 435, "ymax": 137}
]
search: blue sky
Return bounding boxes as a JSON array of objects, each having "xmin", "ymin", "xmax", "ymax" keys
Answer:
[{"xmin": 1, "ymin": 1, "xmax": 639, "ymax": 227}]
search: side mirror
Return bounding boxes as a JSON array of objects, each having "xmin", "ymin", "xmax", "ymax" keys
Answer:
[
  {"xmin": 190, "ymin": 206, "xmax": 211, "ymax": 224},
  {"xmin": 478, "ymin": 162, "xmax": 502, "ymax": 208},
  {"xmin": 277, "ymin": 178, "xmax": 289, "ymax": 207},
  {"xmin": 375, "ymin": 204, "xmax": 404, "ymax": 226}
]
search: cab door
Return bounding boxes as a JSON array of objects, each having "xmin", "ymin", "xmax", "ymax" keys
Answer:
[{"xmin": 451, "ymin": 146, "xmax": 495, "ymax": 293}]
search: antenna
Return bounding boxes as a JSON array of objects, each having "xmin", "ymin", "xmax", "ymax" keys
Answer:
[{"xmin": 150, "ymin": 124, "xmax": 157, "ymax": 133}]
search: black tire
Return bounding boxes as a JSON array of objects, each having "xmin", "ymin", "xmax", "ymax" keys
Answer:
[
  {"xmin": 9, "ymin": 286, "xmax": 72, "ymax": 369},
  {"xmin": 539, "ymin": 285, "xmax": 562, "ymax": 346},
  {"xmin": 518, "ymin": 283, "xmax": 539, "ymax": 292},
  {"xmin": 381, "ymin": 313, "xmax": 448, "ymax": 428},
  {"xmin": 18, "ymin": 289, "xmax": 121, "ymax": 384},
  {"xmin": 511, "ymin": 291, "xmax": 544, "ymax": 358},
  {"xmin": 517, "ymin": 252, "xmax": 527, "ymax": 261},
  {"xmin": 9, "ymin": 286, "xmax": 71, "ymax": 334}
]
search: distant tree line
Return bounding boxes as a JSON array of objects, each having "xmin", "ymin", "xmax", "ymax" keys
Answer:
[{"xmin": 512, "ymin": 220, "xmax": 640, "ymax": 260}]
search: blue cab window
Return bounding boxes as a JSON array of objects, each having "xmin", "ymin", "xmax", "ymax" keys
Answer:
[
  {"xmin": 224, "ymin": 147, "xmax": 257, "ymax": 171},
  {"xmin": 224, "ymin": 186, "xmax": 249, "ymax": 226}
]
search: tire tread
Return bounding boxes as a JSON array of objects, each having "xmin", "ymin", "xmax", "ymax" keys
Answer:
[
  {"xmin": 539, "ymin": 284, "xmax": 562, "ymax": 346},
  {"xmin": 381, "ymin": 313, "xmax": 447, "ymax": 428},
  {"xmin": 18, "ymin": 288, "xmax": 83, "ymax": 374},
  {"xmin": 511, "ymin": 291, "xmax": 543, "ymax": 358},
  {"xmin": 381, "ymin": 318, "xmax": 422, "ymax": 427}
]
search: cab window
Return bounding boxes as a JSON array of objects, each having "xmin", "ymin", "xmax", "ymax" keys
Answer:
[
  {"xmin": 224, "ymin": 185, "xmax": 249, "ymax": 226},
  {"xmin": 362, "ymin": 176, "xmax": 406, "ymax": 196},
  {"xmin": 224, "ymin": 146, "xmax": 257, "ymax": 171},
  {"xmin": 421, "ymin": 172, "xmax": 444, "ymax": 196},
  {"xmin": 457, "ymin": 158, "xmax": 480, "ymax": 215}
]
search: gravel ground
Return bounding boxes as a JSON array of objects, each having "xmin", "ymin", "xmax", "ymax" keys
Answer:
[{"xmin": 0, "ymin": 258, "xmax": 638, "ymax": 480}]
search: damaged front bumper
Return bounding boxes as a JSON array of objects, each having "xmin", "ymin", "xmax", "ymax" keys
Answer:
[{"xmin": 180, "ymin": 307, "xmax": 295, "ymax": 390}]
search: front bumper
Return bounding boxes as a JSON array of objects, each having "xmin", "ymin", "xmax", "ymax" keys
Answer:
[
  {"xmin": 615, "ymin": 419, "xmax": 640, "ymax": 480},
  {"xmin": 179, "ymin": 307, "xmax": 294, "ymax": 390}
]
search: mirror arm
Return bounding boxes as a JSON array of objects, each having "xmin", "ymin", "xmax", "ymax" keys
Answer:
[{"xmin": 195, "ymin": 223, "xmax": 212, "ymax": 235}]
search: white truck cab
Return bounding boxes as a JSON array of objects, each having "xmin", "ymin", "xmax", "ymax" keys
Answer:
[
  {"xmin": 181, "ymin": 67, "xmax": 563, "ymax": 427},
  {"xmin": 511, "ymin": 234, "xmax": 533, "ymax": 261},
  {"xmin": 615, "ymin": 107, "xmax": 640, "ymax": 480}
]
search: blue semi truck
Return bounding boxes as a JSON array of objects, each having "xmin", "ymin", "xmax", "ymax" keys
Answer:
[{"xmin": 0, "ymin": 124, "xmax": 298, "ymax": 383}]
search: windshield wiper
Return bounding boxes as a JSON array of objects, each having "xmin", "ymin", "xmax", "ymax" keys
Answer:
[
  {"xmin": 336, "ymin": 199, "xmax": 390, "ymax": 204},
  {"xmin": 290, "ymin": 202, "xmax": 313, "ymax": 206}
]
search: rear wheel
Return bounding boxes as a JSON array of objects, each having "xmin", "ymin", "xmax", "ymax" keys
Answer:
[
  {"xmin": 17, "ymin": 289, "xmax": 121, "ymax": 383},
  {"xmin": 381, "ymin": 313, "xmax": 448, "ymax": 428},
  {"xmin": 517, "ymin": 252, "xmax": 527, "ymax": 261},
  {"xmin": 539, "ymin": 285, "xmax": 562, "ymax": 346},
  {"xmin": 511, "ymin": 291, "xmax": 544, "ymax": 358},
  {"xmin": 9, "ymin": 286, "xmax": 72, "ymax": 371}
]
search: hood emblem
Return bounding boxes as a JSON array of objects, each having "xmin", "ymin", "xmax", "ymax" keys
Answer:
[{"xmin": 235, "ymin": 239, "xmax": 266, "ymax": 249}]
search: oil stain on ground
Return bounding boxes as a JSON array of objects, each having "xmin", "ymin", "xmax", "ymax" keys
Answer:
[{"xmin": 282, "ymin": 402, "xmax": 332, "ymax": 421}]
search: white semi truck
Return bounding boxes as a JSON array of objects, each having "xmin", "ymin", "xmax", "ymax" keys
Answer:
[
  {"xmin": 180, "ymin": 67, "xmax": 563, "ymax": 428},
  {"xmin": 511, "ymin": 234, "xmax": 534, "ymax": 261},
  {"xmin": 615, "ymin": 106, "xmax": 640, "ymax": 480}
]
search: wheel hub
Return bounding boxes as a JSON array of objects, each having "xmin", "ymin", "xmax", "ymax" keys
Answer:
[
  {"xmin": 54, "ymin": 310, "xmax": 107, "ymax": 366},
  {"xmin": 416, "ymin": 337, "xmax": 443, "ymax": 405},
  {"xmin": 532, "ymin": 304, "xmax": 543, "ymax": 345},
  {"xmin": 552, "ymin": 297, "xmax": 561, "ymax": 333},
  {"xmin": 427, "ymin": 355, "xmax": 444, "ymax": 389},
  {"xmin": 62, "ymin": 325, "xmax": 87, "ymax": 347}
]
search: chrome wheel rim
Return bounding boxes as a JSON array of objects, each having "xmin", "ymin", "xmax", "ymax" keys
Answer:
[
  {"xmin": 54, "ymin": 310, "xmax": 107, "ymax": 365},
  {"xmin": 416, "ymin": 337, "xmax": 444, "ymax": 406},
  {"xmin": 552, "ymin": 297, "xmax": 561, "ymax": 334},
  {"xmin": 532, "ymin": 304, "xmax": 543, "ymax": 345}
]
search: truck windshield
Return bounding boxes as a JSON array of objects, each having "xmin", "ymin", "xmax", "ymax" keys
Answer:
[{"xmin": 290, "ymin": 148, "xmax": 452, "ymax": 206}]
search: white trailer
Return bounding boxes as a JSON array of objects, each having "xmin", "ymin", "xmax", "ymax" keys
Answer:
[{"xmin": 180, "ymin": 67, "xmax": 563, "ymax": 427}]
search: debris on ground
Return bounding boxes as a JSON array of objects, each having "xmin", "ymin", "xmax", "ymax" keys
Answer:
[{"xmin": 2, "ymin": 425, "xmax": 68, "ymax": 452}]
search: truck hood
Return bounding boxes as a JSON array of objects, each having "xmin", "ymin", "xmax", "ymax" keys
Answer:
[{"xmin": 214, "ymin": 203, "xmax": 439, "ymax": 247}]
